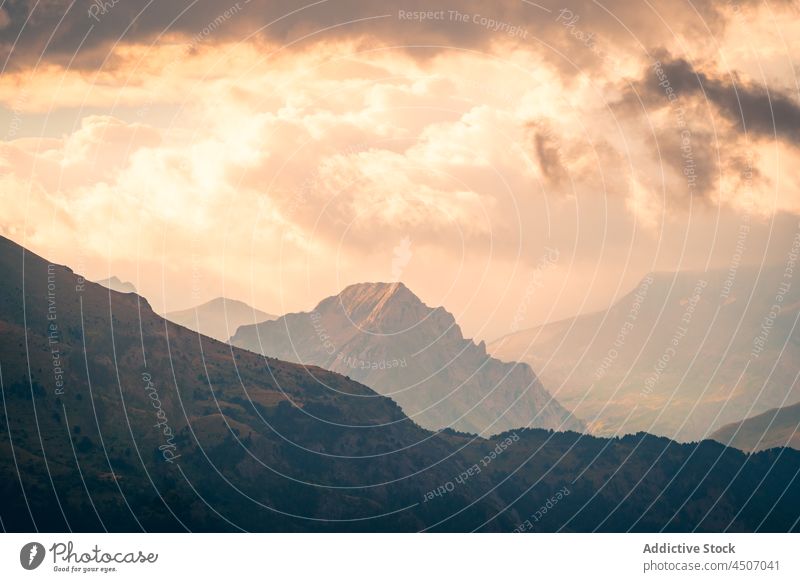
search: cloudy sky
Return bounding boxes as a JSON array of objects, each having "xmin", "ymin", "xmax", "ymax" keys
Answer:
[{"xmin": 1, "ymin": 0, "xmax": 799, "ymax": 340}]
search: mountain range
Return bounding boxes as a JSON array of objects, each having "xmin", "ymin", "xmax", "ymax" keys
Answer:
[
  {"xmin": 711, "ymin": 402, "xmax": 800, "ymax": 452},
  {"xmin": 1, "ymin": 236, "xmax": 799, "ymax": 532},
  {"xmin": 164, "ymin": 297, "xmax": 276, "ymax": 343},
  {"xmin": 230, "ymin": 282, "xmax": 583, "ymax": 436},
  {"xmin": 489, "ymin": 268, "xmax": 800, "ymax": 442}
]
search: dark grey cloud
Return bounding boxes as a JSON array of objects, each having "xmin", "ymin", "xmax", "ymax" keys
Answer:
[
  {"xmin": 659, "ymin": 127, "xmax": 719, "ymax": 200},
  {"xmin": 611, "ymin": 53, "xmax": 800, "ymax": 211},
  {"xmin": 525, "ymin": 119, "xmax": 566, "ymax": 185},
  {"xmin": 628, "ymin": 55, "xmax": 800, "ymax": 145},
  {"xmin": 0, "ymin": 0, "xmax": 759, "ymax": 71}
]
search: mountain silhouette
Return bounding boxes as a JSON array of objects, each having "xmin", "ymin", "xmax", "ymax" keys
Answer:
[
  {"xmin": 1, "ymin": 236, "xmax": 799, "ymax": 532},
  {"xmin": 490, "ymin": 268, "xmax": 800, "ymax": 441},
  {"xmin": 231, "ymin": 282, "xmax": 583, "ymax": 435},
  {"xmin": 96, "ymin": 276, "xmax": 137, "ymax": 294},
  {"xmin": 165, "ymin": 297, "xmax": 276, "ymax": 342},
  {"xmin": 711, "ymin": 402, "xmax": 800, "ymax": 452}
]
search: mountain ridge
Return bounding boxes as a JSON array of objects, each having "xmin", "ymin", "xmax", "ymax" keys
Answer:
[
  {"xmin": 488, "ymin": 267, "xmax": 800, "ymax": 441},
  {"xmin": 164, "ymin": 296, "xmax": 276, "ymax": 342},
  {"xmin": 96, "ymin": 275, "xmax": 137, "ymax": 294},
  {"xmin": 2, "ymin": 235, "xmax": 800, "ymax": 532},
  {"xmin": 711, "ymin": 401, "xmax": 800, "ymax": 452},
  {"xmin": 231, "ymin": 281, "xmax": 583, "ymax": 436}
]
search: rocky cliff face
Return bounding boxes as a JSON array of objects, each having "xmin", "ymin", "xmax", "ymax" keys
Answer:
[{"xmin": 231, "ymin": 282, "xmax": 583, "ymax": 435}]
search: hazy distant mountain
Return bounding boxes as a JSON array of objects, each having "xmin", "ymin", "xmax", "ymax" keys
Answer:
[
  {"xmin": 231, "ymin": 282, "xmax": 583, "ymax": 435},
  {"xmin": 0, "ymin": 237, "xmax": 492, "ymax": 531},
  {"xmin": 164, "ymin": 297, "xmax": 276, "ymax": 342},
  {"xmin": 489, "ymin": 267, "xmax": 800, "ymax": 442},
  {"xmin": 95, "ymin": 275, "xmax": 136, "ymax": 294},
  {"xmin": 711, "ymin": 402, "xmax": 800, "ymax": 452},
  {"xmin": 2, "ymin": 236, "xmax": 800, "ymax": 532}
]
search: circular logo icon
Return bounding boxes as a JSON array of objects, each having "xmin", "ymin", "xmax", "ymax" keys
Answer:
[{"xmin": 20, "ymin": 542, "xmax": 46, "ymax": 570}]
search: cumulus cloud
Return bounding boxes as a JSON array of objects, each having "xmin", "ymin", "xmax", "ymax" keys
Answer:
[{"xmin": 0, "ymin": 46, "xmax": 627, "ymax": 335}]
